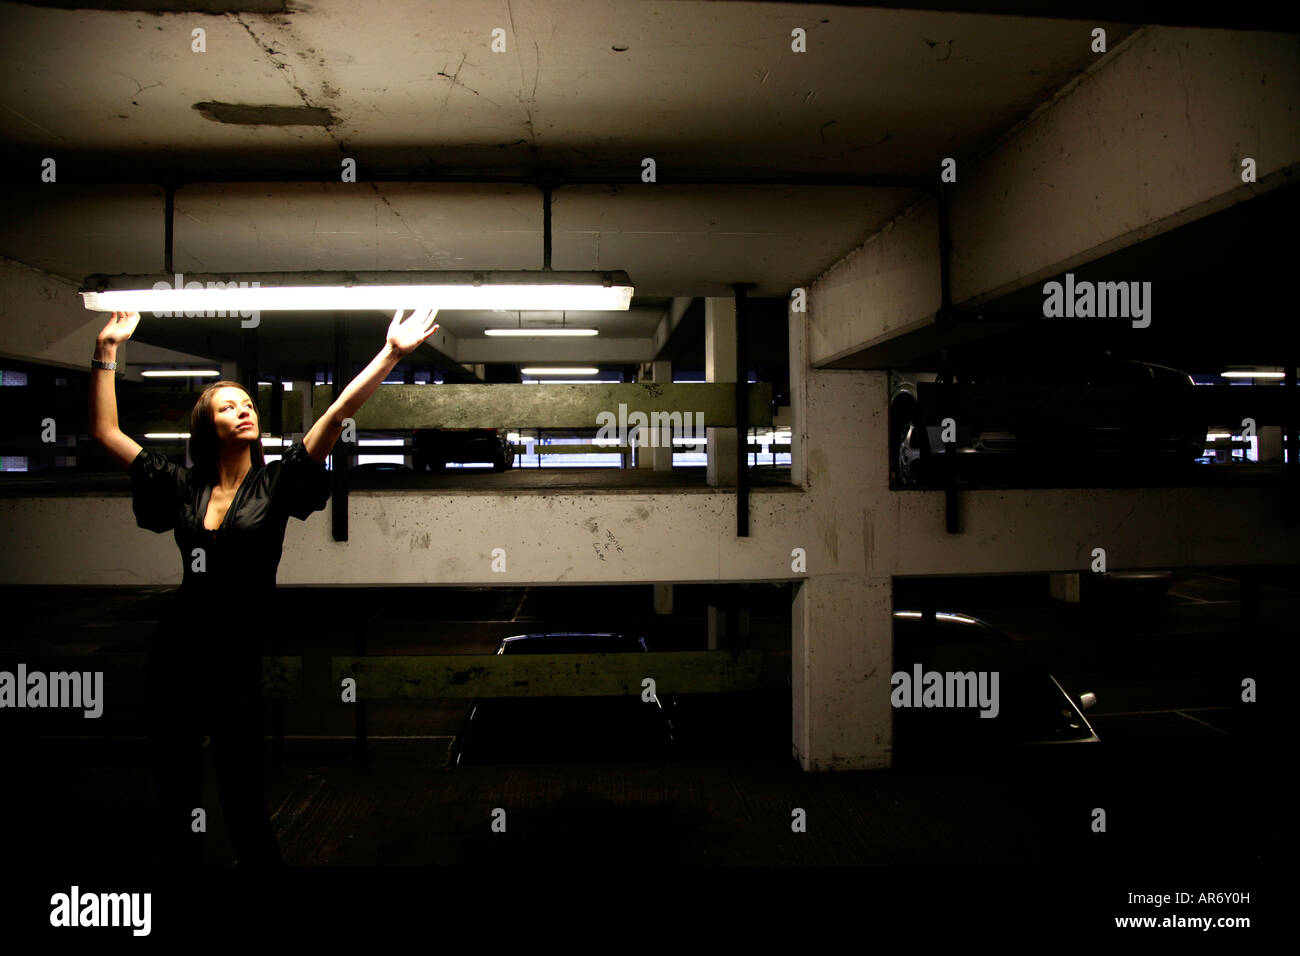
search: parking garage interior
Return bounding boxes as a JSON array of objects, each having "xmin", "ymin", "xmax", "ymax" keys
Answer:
[{"xmin": 0, "ymin": 0, "xmax": 1295, "ymax": 939}]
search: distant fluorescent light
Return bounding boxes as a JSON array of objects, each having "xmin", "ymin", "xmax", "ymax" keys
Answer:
[
  {"xmin": 485, "ymin": 328, "xmax": 599, "ymax": 337},
  {"xmin": 146, "ymin": 432, "xmax": 294, "ymax": 444},
  {"xmin": 80, "ymin": 271, "xmax": 634, "ymax": 312},
  {"xmin": 257, "ymin": 381, "xmax": 294, "ymax": 390},
  {"xmin": 142, "ymin": 369, "xmax": 220, "ymax": 378},
  {"xmin": 521, "ymin": 367, "xmax": 599, "ymax": 376},
  {"xmin": 1221, "ymin": 370, "xmax": 1284, "ymax": 379},
  {"xmin": 358, "ymin": 439, "xmax": 406, "ymax": 447},
  {"xmin": 1206, "ymin": 432, "xmax": 1233, "ymax": 439}
]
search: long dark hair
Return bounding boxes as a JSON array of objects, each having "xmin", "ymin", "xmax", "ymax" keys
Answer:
[{"xmin": 189, "ymin": 380, "xmax": 265, "ymax": 483}]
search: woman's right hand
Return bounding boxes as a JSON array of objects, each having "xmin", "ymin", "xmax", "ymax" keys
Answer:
[{"xmin": 96, "ymin": 311, "xmax": 140, "ymax": 347}]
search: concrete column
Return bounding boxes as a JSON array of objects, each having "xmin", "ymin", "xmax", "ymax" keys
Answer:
[
  {"xmin": 652, "ymin": 359, "xmax": 674, "ymax": 471},
  {"xmin": 792, "ymin": 574, "xmax": 893, "ymax": 770},
  {"xmin": 1258, "ymin": 425, "xmax": 1283, "ymax": 464},
  {"xmin": 653, "ymin": 583, "xmax": 673, "ymax": 615},
  {"xmin": 705, "ymin": 297, "xmax": 737, "ymax": 486},
  {"xmin": 635, "ymin": 362, "xmax": 653, "ymax": 470},
  {"xmin": 1049, "ymin": 572, "xmax": 1082, "ymax": 603},
  {"xmin": 706, "ymin": 594, "xmax": 748, "ymax": 650},
  {"xmin": 788, "ymin": 289, "xmax": 893, "ymax": 769},
  {"xmin": 788, "ymin": 300, "xmax": 807, "ymax": 488},
  {"xmin": 297, "ymin": 380, "xmax": 315, "ymax": 434}
]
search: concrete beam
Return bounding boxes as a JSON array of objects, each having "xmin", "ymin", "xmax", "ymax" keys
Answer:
[
  {"xmin": 0, "ymin": 258, "xmax": 107, "ymax": 371},
  {"xmin": 311, "ymin": 382, "xmax": 773, "ymax": 429},
  {"xmin": 332, "ymin": 650, "xmax": 776, "ymax": 698},
  {"xmin": 810, "ymin": 26, "xmax": 1300, "ymax": 365}
]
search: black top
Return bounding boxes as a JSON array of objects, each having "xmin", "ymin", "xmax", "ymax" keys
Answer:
[{"xmin": 128, "ymin": 440, "xmax": 331, "ymax": 598}]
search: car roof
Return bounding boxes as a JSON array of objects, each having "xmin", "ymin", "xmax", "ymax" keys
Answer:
[
  {"xmin": 892, "ymin": 611, "xmax": 1011, "ymax": 643},
  {"xmin": 497, "ymin": 632, "xmax": 647, "ymax": 654}
]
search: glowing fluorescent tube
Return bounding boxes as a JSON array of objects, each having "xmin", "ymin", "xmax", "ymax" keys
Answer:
[
  {"xmin": 80, "ymin": 271, "xmax": 634, "ymax": 313},
  {"xmin": 484, "ymin": 328, "xmax": 599, "ymax": 336}
]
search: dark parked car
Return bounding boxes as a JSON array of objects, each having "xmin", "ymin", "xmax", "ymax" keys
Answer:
[
  {"xmin": 349, "ymin": 461, "xmax": 413, "ymax": 474},
  {"xmin": 889, "ymin": 353, "xmax": 1205, "ymax": 485},
  {"xmin": 892, "ymin": 610, "xmax": 1099, "ymax": 762},
  {"xmin": 413, "ymin": 427, "xmax": 514, "ymax": 472},
  {"xmin": 450, "ymin": 632, "xmax": 677, "ymax": 766}
]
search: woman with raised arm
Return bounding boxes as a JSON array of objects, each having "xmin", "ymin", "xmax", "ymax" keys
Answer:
[{"xmin": 89, "ymin": 307, "xmax": 439, "ymax": 868}]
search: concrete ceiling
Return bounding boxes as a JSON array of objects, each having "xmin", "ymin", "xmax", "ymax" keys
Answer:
[{"xmin": 0, "ymin": 0, "xmax": 1149, "ymax": 371}]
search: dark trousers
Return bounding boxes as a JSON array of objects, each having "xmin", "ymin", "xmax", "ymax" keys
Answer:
[{"xmin": 146, "ymin": 627, "xmax": 283, "ymax": 868}]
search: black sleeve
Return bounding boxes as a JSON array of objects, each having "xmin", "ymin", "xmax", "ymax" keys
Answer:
[
  {"xmin": 275, "ymin": 440, "xmax": 332, "ymax": 520},
  {"xmin": 128, "ymin": 448, "xmax": 185, "ymax": 533}
]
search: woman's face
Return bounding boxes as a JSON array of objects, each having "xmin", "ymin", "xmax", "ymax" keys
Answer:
[{"xmin": 210, "ymin": 386, "xmax": 259, "ymax": 446}]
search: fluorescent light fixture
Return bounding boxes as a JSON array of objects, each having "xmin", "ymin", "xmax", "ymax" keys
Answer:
[
  {"xmin": 358, "ymin": 439, "xmax": 406, "ymax": 447},
  {"xmin": 141, "ymin": 369, "xmax": 220, "ymax": 378},
  {"xmin": 1206, "ymin": 432, "xmax": 1233, "ymax": 440},
  {"xmin": 521, "ymin": 367, "xmax": 600, "ymax": 376},
  {"xmin": 257, "ymin": 381, "xmax": 294, "ymax": 390},
  {"xmin": 1221, "ymin": 370, "xmax": 1284, "ymax": 379},
  {"xmin": 484, "ymin": 328, "xmax": 599, "ymax": 337},
  {"xmin": 146, "ymin": 432, "xmax": 294, "ymax": 444},
  {"xmin": 80, "ymin": 271, "xmax": 634, "ymax": 312}
]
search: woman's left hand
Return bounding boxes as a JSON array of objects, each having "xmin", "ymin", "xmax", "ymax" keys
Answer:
[{"xmin": 387, "ymin": 308, "xmax": 440, "ymax": 357}]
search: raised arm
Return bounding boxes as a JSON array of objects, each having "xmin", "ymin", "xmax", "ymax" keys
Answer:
[
  {"xmin": 302, "ymin": 308, "xmax": 439, "ymax": 464},
  {"xmin": 88, "ymin": 311, "xmax": 144, "ymax": 469}
]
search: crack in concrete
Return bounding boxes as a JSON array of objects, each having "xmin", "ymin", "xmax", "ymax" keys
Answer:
[
  {"xmin": 112, "ymin": 71, "xmax": 164, "ymax": 102},
  {"xmin": 506, "ymin": 0, "xmax": 541, "ymax": 162},
  {"xmin": 438, "ymin": 53, "xmax": 470, "ymax": 111},
  {"xmin": 233, "ymin": 15, "xmax": 319, "ymax": 117}
]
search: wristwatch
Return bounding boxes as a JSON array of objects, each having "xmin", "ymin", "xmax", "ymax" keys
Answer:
[{"xmin": 91, "ymin": 358, "xmax": 117, "ymax": 371}]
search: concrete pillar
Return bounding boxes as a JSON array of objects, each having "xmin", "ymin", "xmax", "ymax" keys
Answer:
[
  {"xmin": 792, "ymin": 575, "xmax": 893, "ymax": 770},
  {"xmin": 634, "ymin": 362, "xmax": 653, "ymax": 470},
  {"xmin": 653, "ymin": 583, "xmax": 673, "ymax": 615},
  {"xmin": 787, "ymin": 290, "xmax": 893, "ymax": 769},
  {"xmin": 705, "ymin": 296, "xmax": 737, "ymax": 486},
  {"xmin": 707, "ymin": 606, "xmax": 728, "ymax": 649},
  {"xmin": 787, "ymin": 300, "xmax": 806, "ymax": 488},
  {"xmin": 706, "ymin": 592, "xmax": 748, "ymax": 650},
  {"xmin": 652, "ymin": 359, "xmax": 674, "ymax": 471},
  {"xmin": 1258, "ymin": 425, "xmax": 1283, "ymax": 464},
  {"xmin": 296, "ymin": 380, "xmax": 314, "ymax": 434},
  {"xmin": 1049, "ymin": 572, "xmax": 1081, "ymax": 603}
]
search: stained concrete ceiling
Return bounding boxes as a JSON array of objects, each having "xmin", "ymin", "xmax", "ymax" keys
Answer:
[{"xmin": 0, "ymin": 1, "xmax": 1157, "ymax": 373}]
